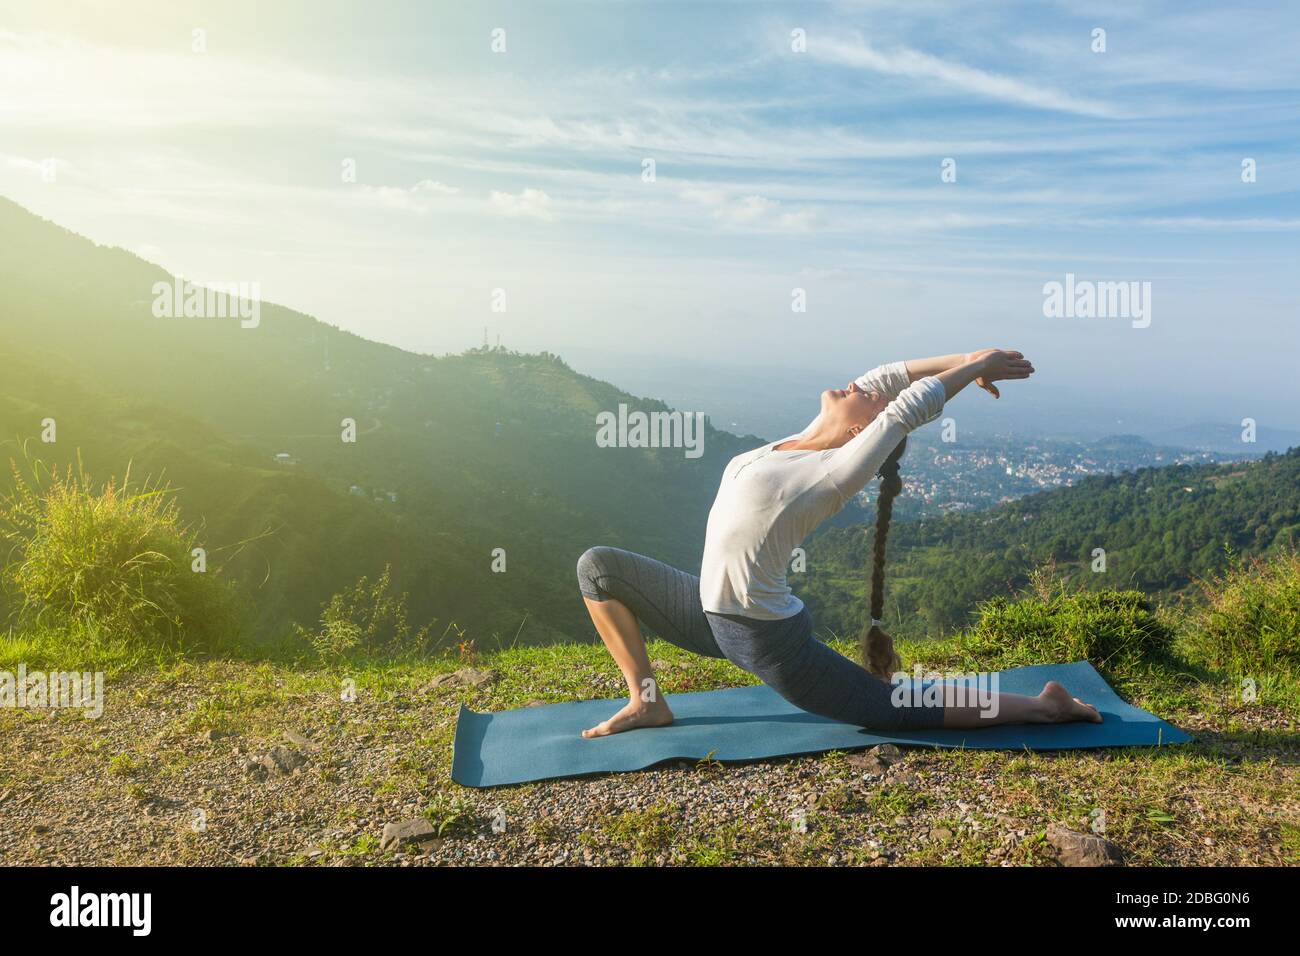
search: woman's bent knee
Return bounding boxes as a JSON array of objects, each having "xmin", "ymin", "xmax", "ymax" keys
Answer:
[{"xmin": 577, "ymin": 546, "xmax": 616, "ymax": 601}]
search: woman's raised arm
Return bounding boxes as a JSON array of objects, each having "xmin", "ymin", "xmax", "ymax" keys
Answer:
[
  {"xmin": 935, "ymin": 350, "xmax": 1034, "ymax": 401},
  {"xmin": 901, "ymin": 353, "xmax": 969, "ymax": 381}
]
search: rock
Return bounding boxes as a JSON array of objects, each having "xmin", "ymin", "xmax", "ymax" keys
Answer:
[
  {"xmin": 381, "ymin": 819, "xmax": 436, "ymax": 852},
  {"xmin": 848, "ymin": 754, "xmax": 887, "ymax": 775},
  {"xmin": 873, "ymin": 744, "xmax": 903, "ymax": 764},
  {"xmin": 848, "ymin": 743, "xmax": 902, "ymax": 775},
  {"xmin": 1046, "ymin": 824, "xmax": 1124, "ymax": 867},
  {"xmin": 261, "ymin": 746, "xmax": 307, "ymax": 775}
]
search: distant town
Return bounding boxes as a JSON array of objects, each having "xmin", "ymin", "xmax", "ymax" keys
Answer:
[{"xmin": 867, "ymin": 434, "xmax": 1254, "ymax": 518}]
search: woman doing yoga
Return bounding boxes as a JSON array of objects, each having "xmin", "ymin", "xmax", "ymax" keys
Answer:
[{"xmin": 576, "ymin": 348, "xmax": 1102, "ymax": 738}]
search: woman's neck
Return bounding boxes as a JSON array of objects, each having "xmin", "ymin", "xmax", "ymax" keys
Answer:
[{"xmin": 776, "ymin": 420, "xmax": 845, "ymax": 452}]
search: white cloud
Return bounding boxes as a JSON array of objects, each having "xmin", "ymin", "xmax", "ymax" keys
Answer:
[
  {"xmin": 359, "ymin": 179, "xmax": 460, "ymax": 212},
  {"xmin": 488, "ymin": 187, "xmax": 554, "ymax": 220},
  {"xmin": 679, "ymin": 188, "xmax": 817, "ymax": 233},
  {"xmin": 809, "ymin": 34, "xmax": 1122, "ymax": 118}
]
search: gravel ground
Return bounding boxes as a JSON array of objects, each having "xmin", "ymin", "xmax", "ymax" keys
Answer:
[{"xmin": 1, "ymin": 661, "xmax": 1295, "ymax": 867}]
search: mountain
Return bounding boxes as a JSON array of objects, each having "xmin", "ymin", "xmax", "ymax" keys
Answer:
[
  {"xmin": 0, "ymin": 197, "xmax": 758, "ymax": 646},
  {"xmin": 799, "ymin": 448, "xmax": 1300, "ymax": 639},
  {"xmin": 1159, "ymin": 422, "xmax": 1300, "ymax": 455}
]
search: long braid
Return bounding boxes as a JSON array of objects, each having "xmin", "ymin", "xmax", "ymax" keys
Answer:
[{"xmin": 861, "ymin": 437, "xmax": 907, "ymax": 678}]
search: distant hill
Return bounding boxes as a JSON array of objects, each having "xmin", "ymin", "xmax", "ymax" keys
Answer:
[
  {"xmin": 1090, "ymin": 433, "xmax": 1153, "ymax": 451},
  {"xmin": 799, "ymin": 448, "xmax": 1300, "ymax": 639},
  {"xmin": 0, "ymin": 197, "xmax": 758, "ymax": 646},
  {"xmin": 1158, "ymin": 422, "xmax": 1300, "ymax": 455}
]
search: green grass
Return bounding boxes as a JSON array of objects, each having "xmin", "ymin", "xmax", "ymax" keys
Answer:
[
  {"xmin": 1179, "ymin": 551, "xmax": 1300, "ymax": 678},
  {"xmin": 0, "ymin": 455, "xmax": 239, "ymax": 659}
]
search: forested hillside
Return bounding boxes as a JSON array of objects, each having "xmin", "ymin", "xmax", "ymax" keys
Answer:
[
  {"xmin": 800, "ymin": 449, "xmax": 1300, "ymax": 638},
  {"xmin": 0, "ymin": 198, "xmax": 762, "ymax": 645}
]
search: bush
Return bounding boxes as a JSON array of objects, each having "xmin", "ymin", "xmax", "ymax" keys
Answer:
[
  {"xmin": 295, "ymin": 564, "xmax": 431, "ymax": 663},
  {"xmin": 0, "ymin": 457, "xmax": 235, "ymax": 653},
  {"xmin": 963, "ymin": 569, "xmax": 1172, "ymax": 673},
  {"xmin": 1181, "ymin": 551, "xmax": 1300, "ymax": 676}
]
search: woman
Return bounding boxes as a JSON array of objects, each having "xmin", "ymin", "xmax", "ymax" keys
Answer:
[{"xmin": 576, "ymin": 349, "xmax": 1102, "ymax": 738}]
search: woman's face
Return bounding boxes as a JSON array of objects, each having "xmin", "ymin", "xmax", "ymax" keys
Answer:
[{"xmin": 820, "ymin": 380, "xmax": 888, "ymax": 441}]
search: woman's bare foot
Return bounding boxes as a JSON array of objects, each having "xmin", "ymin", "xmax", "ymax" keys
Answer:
[
  {"xmin": 1037, "ymin": 681, "xmax": 1103, "ymax": 723},
  {"xmin": 581, "ymin": 697, "xmax": 674, "ymax": 738}
]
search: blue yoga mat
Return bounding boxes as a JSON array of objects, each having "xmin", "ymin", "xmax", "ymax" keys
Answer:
[{"xmin": 451, "ymin": 660, "xmax": 1191, "ymax": 788}]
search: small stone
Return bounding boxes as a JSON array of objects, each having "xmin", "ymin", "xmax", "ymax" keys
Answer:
[
  {"xmin": 847, "ymin": 743, "xmax": 903, "ymax": 775},
  {"xmin": 872, "ymin": 744, "xmax": 902, "ymax": 764},
  {"xmin": 381, "ymin": 818, "xmax": 436, "ymax": 852},
  {"xmin": 261, "ymin": 746, "xmax": 307, "ymax": 775},
  {"xmin": 1046, "ymin": 823, "xmax": 1124, "ymax": 867},
  {"xmin": 423, "ymin": 668, "xmax": 497, "ymax": 691},
  {"xmin": 848, "ymin": 753, "xmax": 888, "ymax": 775}
]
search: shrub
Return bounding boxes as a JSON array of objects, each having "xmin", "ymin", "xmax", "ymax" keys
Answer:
[
  {"xmin": 0, "ymin": 457, "xmax": 234, "ymax": 653},
  {"xmin": 964, "ymin": 569, "xmax": 1172, "ymax": 673},
  {"xmin": 421, "ymin": 793, "xmax": 478, "ymax": 837},
  {"xmin": 295, "ymin": 564, "xmax": 431, "ymax": 663},
  {"xmin": 1181, "ymin": 551, "xmax": 1300, "ymax": 676}
]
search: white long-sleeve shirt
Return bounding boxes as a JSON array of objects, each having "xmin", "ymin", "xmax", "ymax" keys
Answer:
[{"xmin": 700, "ymin": 362, "xmax": 946, "ymax": 619}]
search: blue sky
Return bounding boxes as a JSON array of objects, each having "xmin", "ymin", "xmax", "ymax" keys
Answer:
[{"xmin": 2, "ymin": 0, "xmax": 1297, "ymax": 431}]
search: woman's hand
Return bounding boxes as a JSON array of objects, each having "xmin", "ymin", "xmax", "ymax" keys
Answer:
[
  {"xmin": 970, "ymin": 349, "xmax": 1034, "ymax": 399},
  {"xmin": 963, "ymin": 348, "xmax": 1000, "ymax": 397}
]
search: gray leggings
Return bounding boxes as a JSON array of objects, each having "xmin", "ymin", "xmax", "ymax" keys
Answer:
[{"xmin": 576, "ymin": 546, "xmax": 944, "ymax": 731}]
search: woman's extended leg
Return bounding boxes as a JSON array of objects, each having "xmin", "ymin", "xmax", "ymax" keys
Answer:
[
  {"xmin": 938, "ymin": 682, "xmax": 1100, "ymax": 728},
  {"xmin": 576, "ymin": 547, "xmax": 724, "ymax": 738},
  {"xmin": 706, "ymin": 608, "xmax": 1100, "ymax": 731}
]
